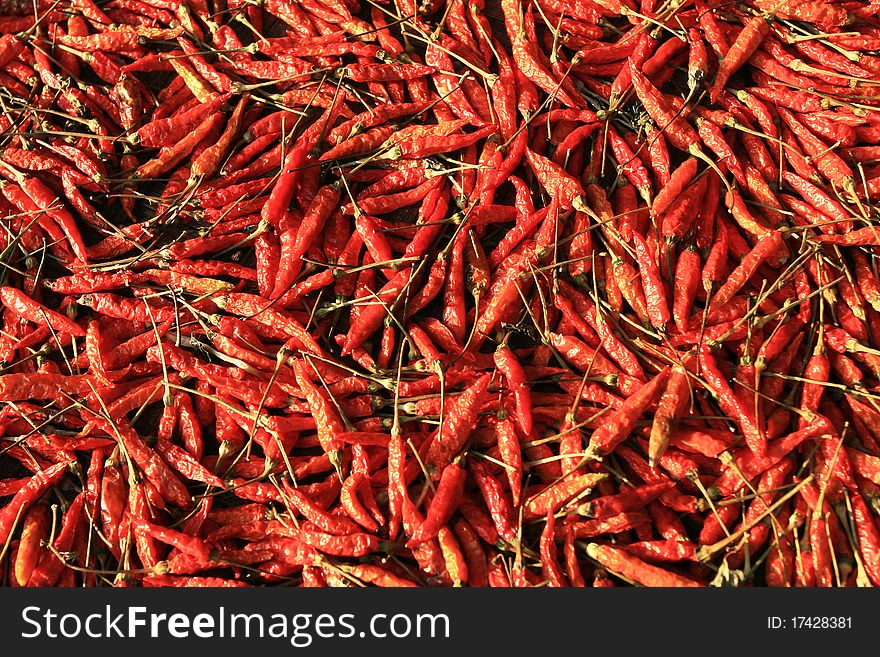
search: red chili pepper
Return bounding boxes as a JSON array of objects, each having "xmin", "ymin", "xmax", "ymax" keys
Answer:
[
  {"xmin": 652, "ymin": 158, "xmax": 698, "ymax": 218},
  {"xmin": 585, "ymin": 368, "xmax": 671, "ymax": 460},
  {"xmin": 536, "ymin": 510, "xmax": 566, "ymax": 587},
  {"xmin": 555, "ymin": 283, "xmax": 645, "ymax": 379},
  {"xmin": 424, "ymin": 374, "xmax": 492, "ymax": 473},
  {"xmin": 191, "ymin": 96, "xmax": 248, "ymax": 179},
  {"xmin": 525, "ymin": 148, "xmax": 587, "ymax": 211},
  {"xmin": 779, "ymin": 107, "xmax": 855, "ymax": 190},
  {"xmin": 468, "ymin": 460, "xmax": 517, "ymax": 544},
  {"xmin": 0, "ymin": 287, "xmax": 85, "ymax": 336},
  {"xmin": 137, "ymin": 113, "xmax": 225, "ymax": 179},
  {"xmin": 586, "ymin": 543, "xmax": 702, "ymax": 586},
  {"xmin": 493, "ymin": 346, "xmax": 532, "ymax": 436},
  {"xmin": 606, "ymin": 128, "xmax": 653, "ymax": 203},
  {"xmin": 523, "ymin": 472, "xmax": 608, "ymax": 521},
  {"xmin": 708, "ymin": 13, "xmax": 774, "ymax": 102},
  {"xmin": 699, "ymin": 344, "xmax": 767, "ymax": 458},
  {"xmin": 850, "ymin": 491, "xmax": 880, "ymax": 585},
  {"xmin": 28, "ymin": 494, "xmax": 84, "ymax": 587},
  {"xmin": 14, "ymin": 505, "xmax": 51, "ymax": 586},
  {"xmin": 407, "ymin": 461, "xmax": 466, "ymax": 546},
  {"xmin": 628, "ymin": 61, "xmax": 698, "ymax": 153},
  {"xmin": 647, "ymin": 364, "xmax": 691, "ymax": 468},
  {"xmin": 0, "ymin": 462, "xmax": 70, "ymax": 549},
  {"xmin": 348, "ymin": 563, "xmax": 418, "ymax": 587},
  {"xmin": 710, "ymin": 230, "xmax": 785, "ymax": 310},
  {"xmin": 339, "ymin": 472, "xmax": 380, "ymax": 533},
  {"xmin": 631, "ymin": 232, "xmax": 671, "ymax": 331}
]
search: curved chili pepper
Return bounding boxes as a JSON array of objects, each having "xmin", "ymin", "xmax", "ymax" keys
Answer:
[
  {"xmin": 585, "ymin": 542, "xmax": 702, "ymax": 586},
  {"xmin": 708, "ymin": 13, "xmax": 774, "ymax": 102},
  {"xmin": 525, "ymin": 147, "xmax": 587, "ymax": 211},
  {"xmin": 647, "ymin": 364, "xmax": 691, "ymax": 468},
  {"xmin": 424, "ymin": 374, "xmax": 492, "ymax": 473},
  {"xmin": 0, "ymin": 287, "xmax": 85, "ymax": 336},
  {"xmin": 652, "ymin": 158, "xmax": 698, "ymax": 218},
  {"xmin": 28, "ymin": 494, "xmax": 84, "ymax": 587},
  {"xmin": 585, "ymin": 368, "xmax": 671, "ymax": 460},
  {"xmin": 408, "ymin": 461, "xmax": 466, "ymax": 546},
  {"xmin": 628, "ymin": 61, "xmax": 698, "ymax": 153},
  {"xmin": 631, "ymin": 232, "xmax": 670, "ymax": 330},
  {"xmin": 493, "ymin": 346, "xmax": 532, "ymax": 436},
  {"xmin": 0, "ymin": 461, "xmax": 70, "ymax": 549},
  {"xmin": 468, "ymin": 460, "xmax": 517, "ymax": 544}
]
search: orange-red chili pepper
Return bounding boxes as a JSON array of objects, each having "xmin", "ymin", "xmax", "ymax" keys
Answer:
[
  {"xmin": 709, "ymin": 13, "xmax": 774, "ymax": 102},
  {"xmin": 0, "ymin": 461, "xmax": 70, "ymax": 549},
  {"xmin": 585, "ymin": 367, "xmax": 671, "ymax": 460},
  {"xmin": 0, "ymin": 287, "xmax": 85, "ymax": 337},
  {"xmin": 586, "ymin": 542, "xmax": 702, "ymax": 586}
]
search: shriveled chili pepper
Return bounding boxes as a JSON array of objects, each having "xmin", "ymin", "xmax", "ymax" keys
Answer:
[
  {"xmin": 584, "ymin": 368, "xmax": 671, "ymax": 460},
  {"xmin": 0, "ymin": 287, "xmax": 85, "ymax": 337},
  {"xmin": 523, "ymin": 472, "xmax": 608, "ymax": 521},
  {"xmin": 708, "ymin": 12, "xmax": 775, "ymax": 102},
  {"xmin": 408, "ymin": 460, "xmax": 467, "ymax": 546},
  {"xmin": 631, "ymin": 232, "xmax": 671, "ymax": 330},
  {"xmin": 14, "ymin": 504, "xmax": 51, "ymax": 586},
  {"xmin": 424, "ymin": 374, "xmax": 492, "ymax": 473},
  {"xmin": 467, "ymin": 460, "xmax": 517, "ymax": 545},
  {"xmin": 586, "ymin": 543, "xmax": 702, "ymax": 586},
  {"xmin": 648, "ymin": 364, "xmax": 691, "ymax": 468},
  {"xmin": 0, "ymin": 461, "xmax": 70, "ymax": 549}
]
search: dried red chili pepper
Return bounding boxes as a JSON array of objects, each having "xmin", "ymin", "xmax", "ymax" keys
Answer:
[
  {"xmin": 586, "ymin": 543, "xmax": 702, "ymax": 586},
  {"xmin": 0, "ymin": 462, "xmax": 70, "ymax": 549},
  {"xmin": 708, "ymin": 12, "xmax": 775, "ymax": 102},
  {"xmin": 424, "ymin": 374, "xmax": 492, "ymax": 473},
  {"xmin": 584, "ymin": 368, "xmax": 671, "ymax": 460}
]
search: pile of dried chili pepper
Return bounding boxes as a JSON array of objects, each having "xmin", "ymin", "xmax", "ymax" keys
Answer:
[{"xmin": 2, "ymin": 0, "xmax": 880, "ymax": 588}]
